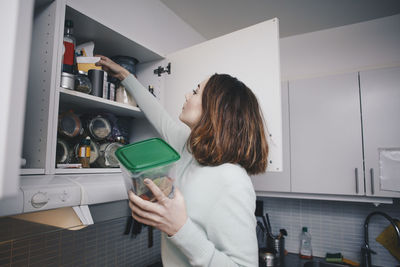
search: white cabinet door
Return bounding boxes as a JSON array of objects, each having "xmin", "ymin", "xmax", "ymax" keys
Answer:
[
  {"xmin": 164, "ymin": 18, "xmax": 282, "ymax": 172},
  {"xmin": 0, "ymin": 0, "xmax": 33, "ymax": 198},
  {"xmin": 360, "ymin": 66, "xmax": 400, "ymax": 197},
  {"xmin": 252, "ymin": 82, "xmax": 290, "ymax": 192},
  {"xmin": 289, "ymin": 73, "xmax": 364, "ymax": 195}
]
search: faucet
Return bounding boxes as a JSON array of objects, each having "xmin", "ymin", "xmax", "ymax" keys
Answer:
[{"xmin": 361, "ymin": 211, "xmax": 400, "ymax": 267}]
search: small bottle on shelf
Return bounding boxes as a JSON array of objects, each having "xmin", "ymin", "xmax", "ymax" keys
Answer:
[
  {"xmin": 78, "ymin": 136, "xmax": 91, "ymax": 168},
  {"xmin": 299, "ymin": 226, "xmax": 313, "ymax": 259}
]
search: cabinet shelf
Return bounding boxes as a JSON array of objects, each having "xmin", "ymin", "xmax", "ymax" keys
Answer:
[
  {"xmin": 65, "ymin": 5, "xmax": 163, "ymax": 63},
  {"xmin": 58, "ymin": 87, "xmax": 143, "ymax": 118},
  {"xmin": 55, "ymin": 168, "xmax": 121, "ymax": 174},
  {"xmin": 20, "ymin": 169, "xmax": 45, "ymax": 176}
]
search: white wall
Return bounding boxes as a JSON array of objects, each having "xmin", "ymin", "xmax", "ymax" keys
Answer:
[
  {"xmin": 280, "ymin": 14, "xmax": 400, "ymax": 81},
  {"xmin": 66, "ymin": 0, "xmax": 206, "ymax": 56}
]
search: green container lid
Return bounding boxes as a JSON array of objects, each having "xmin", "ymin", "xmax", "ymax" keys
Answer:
[{"xmin": 115, "ymin": 138, "xmax": 180, "ymax": 172}]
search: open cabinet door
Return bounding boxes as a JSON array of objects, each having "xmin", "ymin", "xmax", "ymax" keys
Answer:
[
  {"xmin": 164, "ymin": 18, "xmax": 282, "ymax": 172},
  {"xmin": 0, "ymin": 0, "xmax": 33, "ymax": 198}
]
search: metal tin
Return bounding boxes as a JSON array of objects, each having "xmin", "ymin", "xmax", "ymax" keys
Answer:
[
  {"xmin": 267, "ymin": 236, "xmax": 285, "ymax": 266},
  {"xmin": 61, "ymin": 72, "xmax": 75, "ymax": 90},
  {"xmin": 259, "ymin": 251, "xmax": 275, "ymax": 267},
  {"xmin": 88, "ymin": 69, "xmax": 104, "ymax": 97}
]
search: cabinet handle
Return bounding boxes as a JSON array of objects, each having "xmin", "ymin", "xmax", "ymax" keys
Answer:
[
  {"xmin": 370, "ymin": 168, "xmax": 375, "ymax": 195},
  {"xmin": 355, "ymin": 168, "xmax": 359, "ymax": 194}
]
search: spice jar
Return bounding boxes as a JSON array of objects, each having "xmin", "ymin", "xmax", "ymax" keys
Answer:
[
  {"xmin": 75, "ymin": 71, "xmax": 92, "ymax": 94},
  {"xmin": 56, "ymin": 138, "xmax": 73, "ymax": 164},
  {"xmin": 58, "ymin": 110, "xmax": 83, "ymax": 138},
  {"xmin": 97, "ymin": 142, "xmax": 123, "ymax": 168},
  {"xmin": 88, "ymin": 115, "xmax": 112, "ymax": 141},
  {"xmin": 74, "ymin": 139, "xmax": 99, "ymax": 166},
  {"xmin": 78, "ymin": 136, "xmax": 91, "ymax": 168}
]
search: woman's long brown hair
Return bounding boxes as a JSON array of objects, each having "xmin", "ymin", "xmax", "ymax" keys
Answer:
[{"xmin": 188, "ymin": 74, "xmax": 268, "ymax": 175}]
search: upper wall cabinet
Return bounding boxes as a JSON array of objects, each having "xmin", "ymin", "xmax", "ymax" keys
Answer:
[
  {"xmin": 252, "ymin": 82, "xmax": 290, "ymax": 192},
  {"xmin": 1, "ymin": 0, "xmax": 282, "ymax": 210},
  {"xmin": 0, "ymin": 0, "xmax": 33, "ymax": 198},
  {"xmin": 288, "ymin": 68, "xmax": 400, "ymax": 198},
  {"xmin": 289, "ymin": 72, "xmax": 364, "ymax": 196},
  {"xmin": 360, "ymin": 66, "xmax": 400, "ymax": 197},
  {"xmin": 163, "ymin": 19, "xmax": 282, "ymax": 172}
]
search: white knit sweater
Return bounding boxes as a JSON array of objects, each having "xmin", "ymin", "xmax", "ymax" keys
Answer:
[{"xmin": 122, "ymin": 74, "xmax": 258, "ymax": 267}]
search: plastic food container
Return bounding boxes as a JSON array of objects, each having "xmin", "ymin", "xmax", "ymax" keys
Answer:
[{"xmin": 115, "ymin": 138, "xmax": 180, "ymax": 201}]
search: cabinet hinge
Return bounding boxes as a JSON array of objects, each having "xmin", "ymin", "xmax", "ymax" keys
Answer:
[{"xmin": 153, "ymin": 63, "xmax": 171, "ymax": 76}]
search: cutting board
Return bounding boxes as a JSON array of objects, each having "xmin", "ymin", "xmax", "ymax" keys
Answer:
[
  {"xmin": 12, "ymin": 207, "xmax": 86, "ymax": 230},
  {"xmin": 376, "ymin": 220, "xmax": 400, "ymax": 261}
]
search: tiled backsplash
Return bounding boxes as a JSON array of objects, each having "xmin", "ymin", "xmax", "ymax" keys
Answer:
[
  {"xmin": 1, "ymin": 198, "xmax": 399, "ymax": 266},
  {"xmin": 259, "ymin": 197, "xmax": 400, "ymax": 267},
  {"xmin": 0, "ymin": 216, "xmax": 161, "ymax": 267}
]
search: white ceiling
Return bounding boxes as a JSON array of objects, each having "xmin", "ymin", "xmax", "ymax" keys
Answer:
[{"xmin": 160, "ymin": 0, "xmax": 400, "ymax": 39}]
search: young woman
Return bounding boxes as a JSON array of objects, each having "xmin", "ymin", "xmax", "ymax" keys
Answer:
[{"xmin": 97, "ymin": 56, "xmax": 268, "ymax": 267}]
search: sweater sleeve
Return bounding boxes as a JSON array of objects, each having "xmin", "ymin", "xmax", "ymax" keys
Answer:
[
  {"xmin": 167, "ymin": 176, "xmax": 258, "ymax": 267},
  {"xmin": 121, "ymin": 74, "xmax": 190, "ymax": 152}
]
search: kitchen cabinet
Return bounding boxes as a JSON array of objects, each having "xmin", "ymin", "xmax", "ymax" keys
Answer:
[
  {"xmin": 360, "ymin": 66, "xmax": 400, "ymax": 197},
  {"xmin": 1, "ymin": 0, "xmax": 282, "ymax": 214},
  {"xmin": 0, "ymin": 0, "xmax": 34, "ymax": 198},
  {"xmin": 252, "ymin": 82, "xmax": 291, "ymax": 193},
  {"xmin": 289, "ymin": 68, "xmax": 400, "ymax": 198},
  {"xmin": 289, "ymin": 72, "xmax": 364, "ymax": 195}
]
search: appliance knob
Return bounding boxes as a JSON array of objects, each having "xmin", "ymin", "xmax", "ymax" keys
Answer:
[
  {"xmin": 31, "ymin": 192, "xmax": 48, "ymax": 208},
  {"xmin": 59, "ymin": 190, "xmax": 69, "ymax": 202}
]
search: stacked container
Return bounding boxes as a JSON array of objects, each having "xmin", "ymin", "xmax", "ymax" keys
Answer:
[{"xmin": 116, "ymin": 138, "xmax": 180, "ymax": 201}]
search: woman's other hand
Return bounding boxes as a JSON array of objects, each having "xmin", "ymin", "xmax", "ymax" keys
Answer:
[
  {"xmin": 128, "ymin": 179, "xmax": 187, "ymax": 236},
  {"xmin": 95, "ymin": 55, "xmax": 129, "ymax": 80}
]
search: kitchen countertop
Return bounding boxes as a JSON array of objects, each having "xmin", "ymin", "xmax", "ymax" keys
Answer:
[
  {"xmin": 148, "ymin": 253, "xmax": 351, "ymax": 267},
  {"xmin": 281, "ymin": 253, "xmax": 324, "ymax": 267},
  {"xmin": 282, "ymin": 253, "xmax": 389, "ymax": 267}
]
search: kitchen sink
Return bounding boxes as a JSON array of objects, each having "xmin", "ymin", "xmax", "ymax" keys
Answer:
[{"xmin": 303, "ymin": 261, "xmax": 349, "ymax": 267}]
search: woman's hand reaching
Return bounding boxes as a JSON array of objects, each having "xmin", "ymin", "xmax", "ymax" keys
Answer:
[
  {"xmin": 128, "ymin": 179, "xmax": 188, "ymax": 236},
  {"xmin": 95, "ymin": 55, "xmax": 130, "ymax": 80}
]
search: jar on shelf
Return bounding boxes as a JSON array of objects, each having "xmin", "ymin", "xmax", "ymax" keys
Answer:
[
  {"xmin": 58, "ymin": 110, "xmax": 83, "ymax": 138},
  {"xmin": 74, "ymin": 139, "xmax": 99, "ymax": 166},
  {"xmin": 75, "ymin": 71, "xmax": 92, "ymax": 94},
  {"xmin": 60, "ymin": 72, "xmax": 76, "ymax": 90},
  {"xmin": 97, "ymin": 142, "xmax": 123, "ymax": 168},
  {"xmin": 56, "ymin": 138, "xmax": 73, "ymax": 164},
  {"xmin": 116, "ymin": 85, "xmax": 137, "ymax": 106},
  {"xmin": 88, "ymin": 115, "xmax": 112, "ymax": 141}
]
